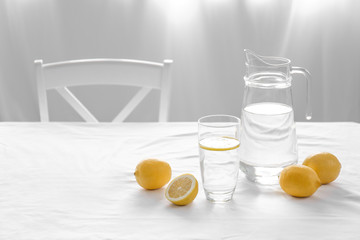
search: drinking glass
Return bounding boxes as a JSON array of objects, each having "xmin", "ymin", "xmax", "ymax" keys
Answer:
[{"xmin": 198, "ymin": 115, "xmax": 241, "ymax": 202}]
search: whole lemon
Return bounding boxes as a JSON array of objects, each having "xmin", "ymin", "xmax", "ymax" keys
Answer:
[
  {"xmin": 134, "ymin": 159, "xmax": 171, "ymax": 190},
  {"xmin": 279, "ymin": 165, "xmax": 321, "ymax": 197},
  {"xmin": 303, "ymin": 152, "xmax": 341, "ymax": 184}
]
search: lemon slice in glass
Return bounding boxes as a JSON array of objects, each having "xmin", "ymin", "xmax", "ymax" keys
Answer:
[
  {"xmin": 165, "ymin": 174, "xmax": 198, "ymax": 206},
  {"xmin": 199, "ymin": 136, "xmax": 240, "ymax": 151}
]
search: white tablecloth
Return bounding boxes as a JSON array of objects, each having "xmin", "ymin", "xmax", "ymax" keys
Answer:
[{"xmin": 0, "ymin": 122, "xmax": 359, "ymax": 239}]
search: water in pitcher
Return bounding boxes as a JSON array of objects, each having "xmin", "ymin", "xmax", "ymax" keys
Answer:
[{"xmin": 240, "ymin": 102, "xmax": 297, "ymax": 184}]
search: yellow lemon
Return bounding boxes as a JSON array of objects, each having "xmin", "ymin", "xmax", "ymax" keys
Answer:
[
  {"xmin": 303, "ymin": 152, "xmax": 341, "ymax": 184},
  {"xmin": 165, "ymin": 174, "xmax": 198, "ymax": 206},
  {"xmin": 279, "ymin": 165, "xmax": 321, "ymax": 197},
  {"xmin": 134, "ymin": 159, "xmax": 171, "ymax": 190}
]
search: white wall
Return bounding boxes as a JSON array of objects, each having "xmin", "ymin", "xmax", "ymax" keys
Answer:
[{"xmin": 0, "ymin": 0, "xmax": 359, "ymax": 122}]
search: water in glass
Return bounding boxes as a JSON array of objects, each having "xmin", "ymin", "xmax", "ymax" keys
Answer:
[{"xmin": 199, "ymin": 136, "xmax": 240, "ymax": 202}]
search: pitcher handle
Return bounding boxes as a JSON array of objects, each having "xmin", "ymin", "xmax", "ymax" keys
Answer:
[{"xmin": 291, "ymin": 67, "xmax": 312, "ymax": 120}]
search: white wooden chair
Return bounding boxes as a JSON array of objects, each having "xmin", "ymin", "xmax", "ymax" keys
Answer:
[{"xmin": 35, "ymin": 59, "xmax": 173, "ymax": 122}]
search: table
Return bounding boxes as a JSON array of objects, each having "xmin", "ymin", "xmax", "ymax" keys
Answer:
[{"xmin": 0, "ymin": 122, "xmax": 359, "ymax": 239}]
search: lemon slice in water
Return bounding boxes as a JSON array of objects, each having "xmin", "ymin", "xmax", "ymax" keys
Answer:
[{"xmin": 199, "ymin": 136, "xmax": 240, "ymax": 151}]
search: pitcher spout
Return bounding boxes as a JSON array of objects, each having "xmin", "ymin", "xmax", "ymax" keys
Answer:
[
  {"xmin": 244, "ymin": 49, "xmax": 292, "ymax": 82},
  {"xmin": 244, "ymin": 49, "xmax": 291, "ymax": 67}
]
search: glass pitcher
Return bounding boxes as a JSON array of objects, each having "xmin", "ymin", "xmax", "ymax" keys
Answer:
[{"xmin": 240, "ymin": 49, "xmax": 311, "ymax": 185}]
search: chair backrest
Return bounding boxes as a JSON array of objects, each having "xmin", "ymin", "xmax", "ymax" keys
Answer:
[{"xmin": 35, "ymin": 59, "xmax": 173, "ymax": 122}]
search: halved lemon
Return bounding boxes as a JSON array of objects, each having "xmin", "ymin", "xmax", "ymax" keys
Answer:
[{"xmin": 165, "ymin": 174, "xmax": 198, "ymax": 206}]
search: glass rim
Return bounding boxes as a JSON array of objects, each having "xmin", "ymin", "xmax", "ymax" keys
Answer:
[{"xmin": 198, "ymin": 114, "xmax": 240, "ymax": 128}]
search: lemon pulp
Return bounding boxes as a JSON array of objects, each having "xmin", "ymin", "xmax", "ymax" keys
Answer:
[{"xmin": 167, "ymin": 176, "xmax": 192, "ymax": 198}]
